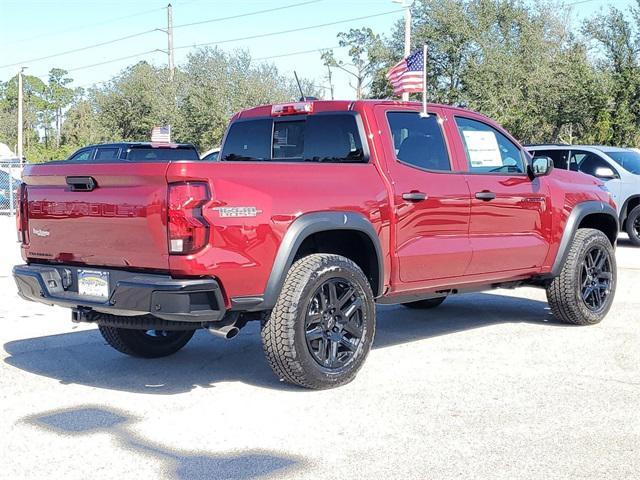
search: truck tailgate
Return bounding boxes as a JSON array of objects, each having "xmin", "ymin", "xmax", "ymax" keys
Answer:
[{"xmin": 22, "ymin": 163, "xmax": 170, "ymax": 270}]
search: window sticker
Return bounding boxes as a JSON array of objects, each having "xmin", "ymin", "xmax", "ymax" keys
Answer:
[{"xmin": 462, "ymin": 130, "xmax": 502, "ymax": 167}]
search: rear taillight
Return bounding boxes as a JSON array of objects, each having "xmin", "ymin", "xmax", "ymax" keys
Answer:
[
  {"xmin": 167, "ymin": 182, "xmax": 210, "ymax": 254},
  {"xmin": 16, "ymin": 183, "xmax": 27, "ymax": 244}
]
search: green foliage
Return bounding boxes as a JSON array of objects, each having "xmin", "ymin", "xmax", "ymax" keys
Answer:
[
  {"xmin": 367, "ymin": 0, "xmax": 640, "ymax": 146},
  {"xmin": 0, "ymin": 49, "xmax": 312, "ymax": 161},
  {"xmin": 6, "ymin": 1, "xmax": 640, "ymax": 160},
  {"xmin": 321, "ymin": 28, "xmax": 385, "ymax": 99},
  {"xmin": 582, "ymin": 2, "xmax": 640, "ymax": 146},
  {"xmin": 178, "ymin": 48, "xmax": 304, "ymax": 151}
]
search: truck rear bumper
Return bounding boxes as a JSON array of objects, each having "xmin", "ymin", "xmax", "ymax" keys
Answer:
[{"xmin": 13, "ymin": 264, "xmax": 226, "ymax": 322}]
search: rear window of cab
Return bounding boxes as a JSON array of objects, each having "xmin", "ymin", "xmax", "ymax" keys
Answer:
[{"xmin": 220, "ymin": 114, "xmax": 366, "ymax": 163}]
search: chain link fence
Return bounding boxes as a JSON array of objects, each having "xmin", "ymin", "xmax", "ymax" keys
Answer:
[{"xmin": 0, "ymin": 162, "xmax": 23, "ymax": 216}]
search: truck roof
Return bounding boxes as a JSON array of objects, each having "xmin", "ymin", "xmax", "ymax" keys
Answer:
[
  {"xmin": 78, "ymin": 142, "xmax": 198, "ymax": 150},
  {"xmin": 234, "ymin": 99, "xmax": 477, "ymax": 119},
  {"xmin": 524, "ymin": 144, "xmax": 633, "ymax": 154}
]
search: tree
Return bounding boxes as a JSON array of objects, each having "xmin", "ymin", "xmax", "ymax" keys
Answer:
[
  {"xmin": 0, "ymin": 74, "xmax": 47, "ymax": 152},
  {"xmin": 369, "ymin": 0, "xmax": 608, "ymax": 144},
  {"xmin": 582, "ymin": 2, "xmax": 640, "ymax": 146},
  {"xmin": 321, "ymin": 28, "xmax": 385, "ymax": 99},
  {"xmin": 45, "ymin": 68, "xmax": 75, "ymax": 147},
  {"xmin": 61, "ymin": 98, "xmax": 109, "ymax": 146},
  {"xmin": 179, "ymin": 47, "xmax": 313, "ymax": 150}
]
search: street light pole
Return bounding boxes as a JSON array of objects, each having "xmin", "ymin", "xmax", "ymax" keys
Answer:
[
  {"xmin": 394, "ymin": 1, "xmax": 413, "ymax": 101},
  {"xmin": 17, "ymin": 67, "xmax": 25, "ymax": 166},
  {"xmin": 167, "ymin": 3, "xmax": 175, "ymax": 81}
]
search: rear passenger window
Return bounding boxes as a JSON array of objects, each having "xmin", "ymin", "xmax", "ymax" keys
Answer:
[
  {"xmin": 95, "ymin": 148, "xmax": 119, "ymax": 161},
  {"xmin": 304, "ymin": 115, "xmax": 364, "ymax": 163},
  {"xmin": 68, "ymin": 149, "xmax": 93, "ymax": 162},
  {"xmin": 221, "ymin": 114, "xmax": 365, "ymax": 163},
  {"xmin": 386, "ymin": 112, "xmax": 451, "ymax": 171},
  {"xmin": 456, "ymin": 117, "xmax": 525, "ymax": 174}
]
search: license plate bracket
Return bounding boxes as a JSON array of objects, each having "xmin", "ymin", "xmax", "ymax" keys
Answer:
[{"xmin": 77, "ymin": 269, "xmax": 110, "ymax": 299}]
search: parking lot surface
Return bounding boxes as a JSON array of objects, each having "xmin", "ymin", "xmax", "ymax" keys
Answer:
[{"xmin": 1, "ymin": 216, "xmax": 638, "ymax": 480}]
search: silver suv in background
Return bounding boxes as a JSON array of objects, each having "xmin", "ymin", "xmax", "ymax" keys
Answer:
[{"xmin": 526, "ymin": 145, "xmax": 640, "ymax": 246}]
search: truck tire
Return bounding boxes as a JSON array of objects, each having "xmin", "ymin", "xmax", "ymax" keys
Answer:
[
  {"xmin": 402, "ymin": 297, "xmax": 446, "ymax": 309},
  {"xmin": 261, "ymin": 254, "xmax": 376, "ymax": 389},
  {"xmin": 625, "ymin": 206, "xmax": 640, "ymax": 246},
  {"xmin": 98, "ymin": 322, "xmax": 195, "ymax": 358},
  {"xmin": 546, "ymin": 228, "xmax": 616, "ymax": 325}
]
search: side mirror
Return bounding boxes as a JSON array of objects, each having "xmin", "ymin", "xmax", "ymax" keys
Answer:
[
  {"xmin": 594, "ymin": 166, "xmax": 617, "ymax": 179},
  {"xmin": 530, "ymin": 156, "xmax": 553, "ymax": 178}
]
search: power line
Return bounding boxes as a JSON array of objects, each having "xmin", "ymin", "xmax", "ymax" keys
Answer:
[
  {"xmin": 174, "ymin": 0, "xmax": 323, "ymax": 29},
  {"xmin": 565, "ymin": 0, "xmax": 598, "ymax": 5},
  {"xmin": 66, "ymin": 49, "xmax": 162, "ymax": 73},
  {"xmin": 254, "ymin": 45, "xmax": 344, "ymax": 61},
  {"xmin": 4, "ymin": 6, "xmax": 165, "ymax": 47},
  {"xmin": 20, "ymin": 9, "xmax": 401, "ymax": 78},
  {"xmin": 174, "ymin": 9, "xmax": 403, "ymax": 51},
  {"xmin": 0, "ymin": 29, "xmax": 160, "ymax": 69},
  {"xmin": 0, "ymin": 0, "xmax": 326, "ymax": 70},
  {"xmin": 41, "ymin": 44, "xmax": 346, "ymax": 79}
]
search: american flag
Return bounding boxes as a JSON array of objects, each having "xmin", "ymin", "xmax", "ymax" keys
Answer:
[
  {"xmin": 386, "ymin": 49, "xmax": 425, "ymax": 96},
  {"xmin": 151, "ymin": 126, "xmax": 171, "ymax": 143}
]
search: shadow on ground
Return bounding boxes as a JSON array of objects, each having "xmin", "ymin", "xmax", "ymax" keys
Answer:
[
  {"xmin": 23, "ymin": 405, "xmax": 302, "ymax": 480},
  {"xmin": 5, "ymin": 292, "xmax": 565, "ymax": 393}
]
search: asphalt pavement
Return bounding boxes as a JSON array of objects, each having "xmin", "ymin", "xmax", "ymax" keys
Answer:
[{"xmin": 1, "ymin": 217, "xmax": 638, "ymax": 480}]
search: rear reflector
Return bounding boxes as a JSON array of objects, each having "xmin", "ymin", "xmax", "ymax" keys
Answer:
[
  {"xmin": 271, "ymin": 101, "xmax": 313, "ymax": 116},
  {"xmin": 16, "ymin": 183, "xmax": 27, "ymax": 244},
  {"xmin": 168, "ymin": 182, "xmax": 210, "ymax": 254}
]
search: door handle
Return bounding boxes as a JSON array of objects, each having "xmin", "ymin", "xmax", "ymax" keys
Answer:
[
  {"xmin": 475, "ymin": 191, "xmax": 496, "ymax": 201},
  {"xmin": 402, "ymin": 191, "xmax": 428, "ymax": 202},
  {"xmin": 66, "ymin": 176, "xmax": 97, "ymax": 192}
]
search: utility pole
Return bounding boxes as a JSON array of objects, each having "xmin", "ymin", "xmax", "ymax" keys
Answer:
[
  {"xmin": 17, "ymin": 67, "xmax": 25, "ymax": 166},
  {"xmin": 167, "ymin": 3, "xmax": 175, "ymax": 81},
  {"xmin": 394, "ymin": 0, "xmax": 413, "ymax": 101}
]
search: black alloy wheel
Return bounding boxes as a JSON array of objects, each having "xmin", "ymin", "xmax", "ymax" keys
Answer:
[
  {"xmin": 304, "ymin": 277, "xmax": 365, "ymax": 369},
  {"xmin": 580, "ymin": 245, "xmax": 613, "ymax": 313},
  {"xmin": 261, "ymin": 253, "xmax": 376, "ymax": 389}
]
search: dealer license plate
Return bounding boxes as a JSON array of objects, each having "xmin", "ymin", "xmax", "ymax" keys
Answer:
[{"xmin": 78, "ymin": 270, "xmax": 110, "ymax": 299}]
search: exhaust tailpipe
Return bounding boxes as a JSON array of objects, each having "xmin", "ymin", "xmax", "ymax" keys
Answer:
[
  {"xmin": 207, "ymin": 324, "xmax": 239, "ymax": 340},
  {"xmin": 206, "ymin": 313, "xmax": 241, "ymax": 340}
]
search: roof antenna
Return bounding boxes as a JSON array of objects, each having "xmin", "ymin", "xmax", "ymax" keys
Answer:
[
  {"xmin": 293, "ymin": 71, "xmax": 318, "ymax": 101},
  {"xmin": 294, "ymin": 71, "xmax": 306, "ymax": 101}
]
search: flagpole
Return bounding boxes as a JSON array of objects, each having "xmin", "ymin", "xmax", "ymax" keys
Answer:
[{"xmin": 421, "ymin": 44, "xmax": 428, "ymax": 117}]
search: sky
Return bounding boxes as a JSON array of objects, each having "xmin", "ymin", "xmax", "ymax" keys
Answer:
[{"xmin": 0, "ymin": 0, "xmax": 636, "ymax": 100}]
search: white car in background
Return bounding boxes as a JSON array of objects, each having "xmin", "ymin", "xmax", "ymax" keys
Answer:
[
  {"xmin": 526, "ymin": 144, "xmax": 640, "ymax": 246},
  {"xmin": 201, "ymin": 148, "xmax": 219, "ymax": 161}
]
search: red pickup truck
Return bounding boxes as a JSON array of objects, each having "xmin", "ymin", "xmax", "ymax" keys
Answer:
[{"xmin": 14, "ymin": 100, "xmax": 619, "ymax": 389}]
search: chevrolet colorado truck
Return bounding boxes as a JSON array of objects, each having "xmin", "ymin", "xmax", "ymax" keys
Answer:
[{"xmin": 13, "ymin": 100, "xmax": 619, "ymax": 389}]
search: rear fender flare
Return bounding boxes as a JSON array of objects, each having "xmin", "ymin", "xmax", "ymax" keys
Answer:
[{"xmin": 235, "ymin": 211, "xmax": 384, "ymax": 311}]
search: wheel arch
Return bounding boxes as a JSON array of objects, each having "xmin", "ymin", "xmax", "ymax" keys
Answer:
[
  {"xmin": 232, "ymin": 211, "xmax": 384, "ymax": 311},
  {"xmin": 551, "ymin": 201, "xmax": 619, "ymax": 277},
  {"xmin": 620, "ymin": 195, "xmax": 640, "ymax": 228}
]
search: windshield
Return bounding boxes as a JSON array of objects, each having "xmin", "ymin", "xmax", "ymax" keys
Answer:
[{"xmin": 605, "ymin": 151, "xmax": 640, "ymax": 174}]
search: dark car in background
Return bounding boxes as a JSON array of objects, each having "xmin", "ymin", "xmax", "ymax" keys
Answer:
[{"xmin": 64, "ymin": 142, "xmax": 201, "ymax": 162}]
